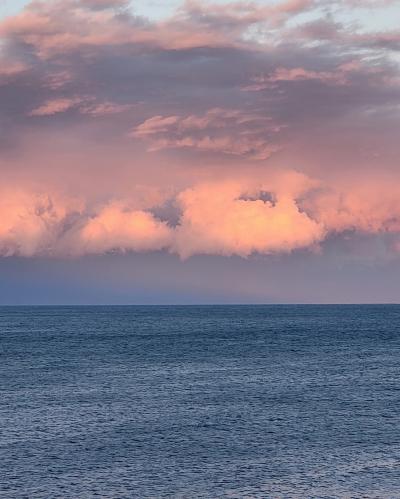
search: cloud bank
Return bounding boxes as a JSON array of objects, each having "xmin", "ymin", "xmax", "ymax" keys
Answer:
[{"xmin": 2, "ymin": 171, "xmax": 400, "ymax": 259}]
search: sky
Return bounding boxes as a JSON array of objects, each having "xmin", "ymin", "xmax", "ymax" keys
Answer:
[{"xmin": 0, "ymin": 0, "xmax": 400, "ymax": 304}]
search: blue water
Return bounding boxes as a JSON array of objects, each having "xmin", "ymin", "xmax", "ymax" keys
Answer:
[{"xmin": 0, "ymin": 305, "xmax": 399, "ymax": 498}]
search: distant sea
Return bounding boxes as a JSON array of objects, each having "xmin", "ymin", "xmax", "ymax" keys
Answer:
[{"xmin": 1, "ymin": 305, "xmax": 399, "ymax": 498}]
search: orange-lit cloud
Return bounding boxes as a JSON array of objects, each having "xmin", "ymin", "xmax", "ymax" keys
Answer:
[
  {"xmin": 0, "ymin": 189, "xmax": 82, "ymax": 257},
  {"xmin": 173, "ymin": 178, "xmax": 324, "ymax": 258},
  {"xmin": 77, "ymin": 203, "xmax": 173, "ymax": 255},
  {"xmin": 1, "ymin": 172, "xmax": 400, "ymax": 259}
]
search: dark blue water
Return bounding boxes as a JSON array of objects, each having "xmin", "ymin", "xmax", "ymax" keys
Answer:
[{"xmin": 1, "ymin": 305, "xmax": 399, "ymax": 498}]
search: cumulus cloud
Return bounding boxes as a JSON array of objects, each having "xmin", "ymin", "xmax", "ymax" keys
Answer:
[
  {"xmin": 173, "ymin": 177, "xmax": 325, "ymax": 258},
  {"xmin": 0, "ymin": 190, "xmax": 82, "ymax": 257},
  {"xmin": 306, "ymin": 178, "xmax": 400, "ymax": 234},
  {"xmin": 77, "ymin": 203, "xmax": 173, "ymax": 254},
  {"xmin": 1, "ymin": 172, "xmax": 400, "ymax": 259}
]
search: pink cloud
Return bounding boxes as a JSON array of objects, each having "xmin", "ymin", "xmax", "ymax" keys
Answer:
[
  {"xmin": 29, "ymin": 97, "xmax": 83, "ymax": 116},
  {"xmin": 0, "ymin": 61, "xmax": 29, "ymax": 80},
  {"xmin": 29, "ymin": 97, "xmax": 133, "ymax": 117},
  {"xmin": 44, "ymin": 70, "xmax": 75, "ymax": 90},
  {"xmin": 0, "ymin": 0, "xmax": 318, "ymax": 60},
  {"xmin": 80, "ymin": 101, "xmax": 134, "ymax": 116},
  {"xmin": 0, "ymin": 1, "xmax": 238, "ymax": 59},
  {"xmin": 132, "ymin": 109, "xmax": 282, "ymax": 160},
  {"xmin": 0, "ymin": 189, "xmax": 82, "ymax": 257},
  {"xmin": 2, "ymin": 171, "xmax": 400, "ymax": 260},
  {"xmin": 77, "ymin": 203, "xmax": 173, "ymax": 255},
  {"xmin": 173, "ymin": 178, "xmax": 325, "ymax": 258},
  {"xmin": 242, "ymin": 62, "xmax": 374, "ymax": 91},
  {"xmin": 306, "ymin": 178, "xmax": 400, "ymax": 234}
]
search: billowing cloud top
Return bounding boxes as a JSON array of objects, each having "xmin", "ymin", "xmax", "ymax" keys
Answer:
[{"xmin": 0, "ymin": 0, "xmax": 399, "ymax": 259}]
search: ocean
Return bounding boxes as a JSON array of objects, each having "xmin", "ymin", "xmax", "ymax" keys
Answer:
[{"xmin": 1, "ymin": 305, "xmax": 399, "ymax": 498}]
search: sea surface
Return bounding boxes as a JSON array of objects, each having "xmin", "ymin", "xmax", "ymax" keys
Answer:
[{"xmin": 0, "ymin": 305, "xmax": 399, "ymax": 498}]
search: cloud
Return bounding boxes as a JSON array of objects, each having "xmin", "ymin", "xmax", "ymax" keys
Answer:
[
  {"xmin": 0, "ymin": 0, "xmax": 399, "ymax": 263},
  {"xmin": 29, "ymin": 96, "xmax": 134, "ymax": 117},
  {"xmin": 180, "ymin": 0, "xmax": 316, "ymax": 33},
  {"xmin": 0, "ymin": 0, "xmax": 268, "ymax": 59},
  {"xmin": 0, "ymin": 61, "xmax": 30, "ymax": 80},
  {"xmin": 80, "ymin": 0, "xmax": 130, "ymax": 9},
  {"xmin": 306, "ymin": 178, "xmax": 400, "ymax": 234},
  {"xmin": 173, "ymin": 176, "xmax": 325, "ymax": 258},
  {"xmin": 132, "ymin": 108, "xmax": 281, "ymax": 159},
  {"xmin": 242, "ymin": 65, "xmax": 353, "ymax": 90},
  {"xmin": 1, "ymin": 172, "xmax": 400, "ymax": 260},
  {"xmin": 77, "ymin": 203, "xmax": 173, "ymax": 254},
  {"xmin": 0, "ymin": 190, "xmax": 173, "ymax": 258},
  {"xmin": 0, "ymin": 0, "xmax": 398, "ymax": 138},
  {"xmin": 79, "ymin": 101, "xmax": 134, "ymax": 116},
  {"xmin": 29, "ymin": 97, "xmax": 83, "ymax": 116},
  {"xmin": 0, "ymin": 189, "xmax": 81, "ymax": 257}
]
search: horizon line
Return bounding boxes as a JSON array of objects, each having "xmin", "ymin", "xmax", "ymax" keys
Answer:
[{"xmin": 1, "ymin": 303, "xmax": 400, "ymax": 307}]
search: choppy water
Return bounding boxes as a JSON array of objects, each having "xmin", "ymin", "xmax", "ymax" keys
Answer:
[{"xmin": 0, "ymin": 305, "xmax": 399, "ymax": 498}]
